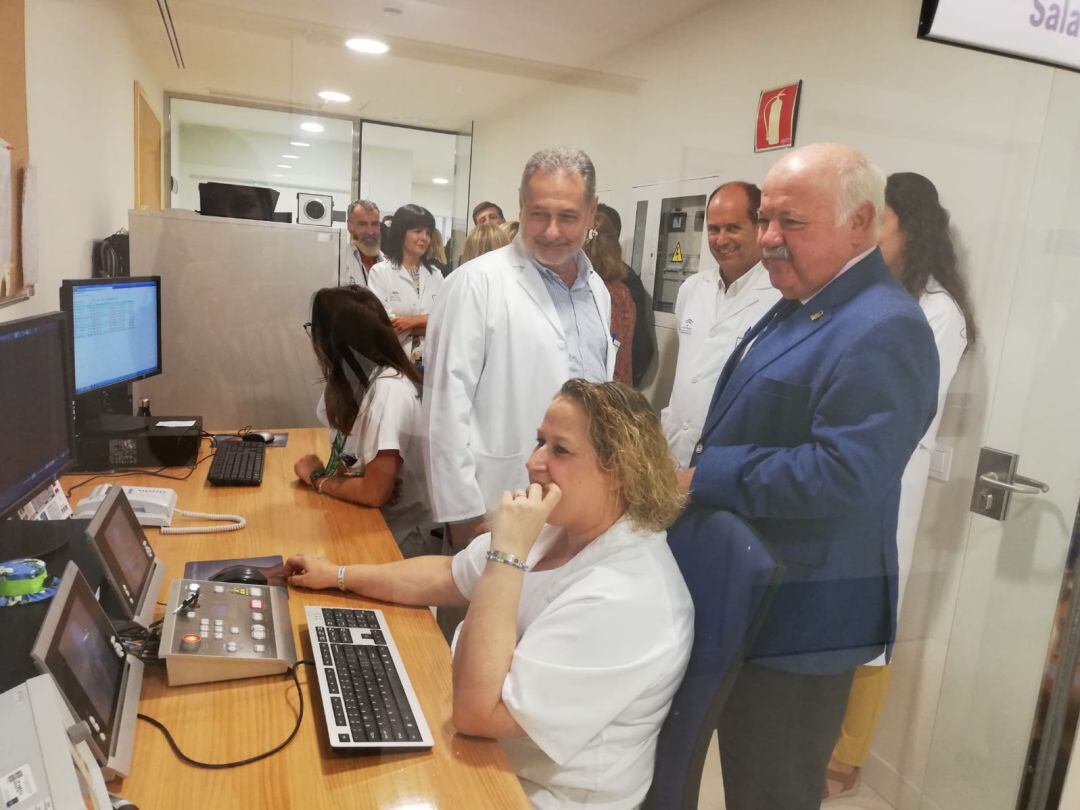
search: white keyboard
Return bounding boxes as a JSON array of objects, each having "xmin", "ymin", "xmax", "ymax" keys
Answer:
[{"xmin": 305, "ymin": 606, "xmax": 433, "ymax": 750}]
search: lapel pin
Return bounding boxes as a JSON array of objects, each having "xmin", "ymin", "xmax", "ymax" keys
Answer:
[{"xmin": 810, "ymin": 310, "xmax": 824, "ymax": 321}]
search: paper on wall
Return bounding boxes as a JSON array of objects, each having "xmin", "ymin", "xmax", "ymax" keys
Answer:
[
  {"xmin": 21, "ymin": 163, "xmax": 37, "ymax": 287},
  {"xmin": 0, "ymin": 140, "xmax": 12, "ymax": 294}
]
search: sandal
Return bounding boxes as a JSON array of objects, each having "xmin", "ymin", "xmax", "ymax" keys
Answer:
[{"xmin": 822, "ymin": 763, "xmax": 861, "ymax": 800}]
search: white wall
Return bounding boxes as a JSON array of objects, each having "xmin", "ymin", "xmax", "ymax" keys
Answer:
[
  {"xmin": 1, "ymin": 0, "xmax": 166, "ymax": 322},
  {"xmin": 470, "ymin": 0, "xmax": 1067, "ymax": 805}
]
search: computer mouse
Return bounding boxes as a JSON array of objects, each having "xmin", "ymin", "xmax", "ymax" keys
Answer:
[
  {"xmin": 208, "ymin": 565, "xmax": 269, "ymax": 586},
  {"xmin": 243, "ymin": 431, "xmax": 275, "ymax": 443}
]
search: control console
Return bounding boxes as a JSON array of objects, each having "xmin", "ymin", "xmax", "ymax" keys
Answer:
[{"xmin": 159, "ymin": 579, "xmax": 296, "ymax": 686}]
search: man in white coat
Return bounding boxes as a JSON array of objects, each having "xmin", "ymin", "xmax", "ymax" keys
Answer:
[
  {"xmin": 423, "ymin": 147, "xmax": 615, "ymax": 549},
  {"xmin": 660, "ymin": 181, "xmax": 781, "ymax": 468},
  {"xmin": 341, "ymin": 199, "xmax": 385, "ymax": 287}
]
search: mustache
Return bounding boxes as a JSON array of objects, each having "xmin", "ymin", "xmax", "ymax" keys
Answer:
[{"xmin": 762, "ymin": 245, "xmax": 793, "ymax": 261}]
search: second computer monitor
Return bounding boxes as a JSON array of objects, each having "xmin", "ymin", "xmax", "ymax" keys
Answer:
[
  {"xmin": 84, "ymin": 486, "xmax": 164, "ymax": 628},
  {"xmin": 60, "ymin": 276, "xmax": 161, "ymax": 396}
]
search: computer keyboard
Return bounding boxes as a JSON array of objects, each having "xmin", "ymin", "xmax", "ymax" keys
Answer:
[
  {"xmin": 305, "ymin": 606, "xmax": 433, "ymax": 750},
  {"xmin": 207, "ymin": 440, "xmax": 264, "ymax": 486}
]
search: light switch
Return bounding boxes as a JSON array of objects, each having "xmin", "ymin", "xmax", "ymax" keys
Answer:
[{"xmin": 929, "ymin": 445, "xmax": 952, "ymax": 481}]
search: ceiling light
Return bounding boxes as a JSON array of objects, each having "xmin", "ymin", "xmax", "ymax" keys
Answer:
[
  {"xmin": 345, "ymin": 37, "xmax": 390, "ymax": 55},
  {"xmin": 272, "ymin": 174, "xmax": 284, "ymax": 178},
  {"xmin": 282, "ymin": 154, "xmax": 300, "ymax": 160},
  {"xmin": 276, "ymin": 164, "xmax": 292, "ymax": 169},
  {"xmin": 318, "ymin": 90, "xmax": 351, "ymax": 103},
  {"xmin": 432, "ymin": 177, "xmax": 449, "ymax": 185},
  {"xmin": 300, "ymin": 122, "xmax": 324, "ymax": 133},
  {"xmin": 290, "ymin": 141, "xmax": 309, "ymax": 147}
]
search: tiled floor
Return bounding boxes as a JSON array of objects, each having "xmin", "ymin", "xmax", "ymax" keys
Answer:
[{"xmin": 697, "ymin": 732, "xmax": 895, "ymax": 810}]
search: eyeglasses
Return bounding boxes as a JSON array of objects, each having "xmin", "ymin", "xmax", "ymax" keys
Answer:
[{"xmin": 302, "ymin": 322, "xmax": 313, "ymax": 337}]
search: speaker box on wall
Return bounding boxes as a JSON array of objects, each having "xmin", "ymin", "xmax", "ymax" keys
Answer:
[{"xmin": 297, "ymin": 193, "xmax": 333, "ymax": 226}]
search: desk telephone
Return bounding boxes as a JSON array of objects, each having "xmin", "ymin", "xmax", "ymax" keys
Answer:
[
  {"xmin": 73, "ymin": 485, "xmax": 245, "ymax": 535},
  {"xmin": 75, "ymin": 485, "xmax": 177, "ymax": 527}
]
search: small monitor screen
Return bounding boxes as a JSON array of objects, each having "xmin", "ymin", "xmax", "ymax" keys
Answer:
[
  {"xmin": 85, "ymin": 486, "xmax": 155, "ymax": 619},
  {"xmin": 0, "ymin": 313, "xmax": 75, "ymax": 520},
  {"xmin": 62, "ymin": 277, "xmax": 161, "ymax": 395},
  {"xmin": 32, "ymin": 562, "xmax": 125, "ymax": 764}
]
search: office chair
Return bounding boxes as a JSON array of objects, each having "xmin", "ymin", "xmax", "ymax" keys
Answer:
[{"xmin": 642, "ymin": 506, "xmax": 783, "ymax": 810}]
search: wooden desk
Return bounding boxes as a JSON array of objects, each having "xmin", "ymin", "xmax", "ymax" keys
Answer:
[{"xmin": 75, "ymin": 429, "xmax": 528, "ymax": 809}]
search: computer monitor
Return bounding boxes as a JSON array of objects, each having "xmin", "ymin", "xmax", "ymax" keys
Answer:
[
  {"xmin": 0, "ymin": 313, "xmax": 76, "ymax": 521},
  {"xmin": 84, "ymin": 486, "xmax": 165, "ymax": 628},
  {"xmin": 198, "ymin": 181, "xmax": 278, "ymax": 221},
  {"xmin": 31, "ymin": 561, "xmax": 143, "ymax": 780},
  {"xmin": 60, "ymin": 276, "xmax": 162, "ymax": 396}
]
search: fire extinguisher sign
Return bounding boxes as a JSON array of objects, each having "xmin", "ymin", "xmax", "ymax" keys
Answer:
[{"xmin": 754, "ymin": 81, "xmax": 802, "ymax": 153}]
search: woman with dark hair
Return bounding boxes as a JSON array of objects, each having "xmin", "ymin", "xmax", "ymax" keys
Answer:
[
  {"xmin": 368, "ymin": 204, "xmax": 444, "ymax": 369},
  {"xmin": 293, "ymin": 286, "xmax": 437, "ymax": 558},
  {"xmin": 286, "ymin": 380, "xmax": 693, "ymax": 809},
  {"xmin": 584, "ymin": 210, "xmax": 636, "ymax": 385},
  {"xmin": 825, "ymin": 172, "xmax": 976, "ymax": 799}
]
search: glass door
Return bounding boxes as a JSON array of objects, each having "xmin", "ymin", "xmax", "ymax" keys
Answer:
[{"xmin": 919, "ymin": 68, "xmax": 1080, "ymax": 810}]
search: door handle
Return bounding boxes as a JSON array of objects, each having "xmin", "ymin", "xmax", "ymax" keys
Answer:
[
  {"xmin": 978, "ymin": 471, "xmax": 1050, "ymax": 496},
  {"xmin": 970, "ymin": 447, "xmax": 1050, "ymax": 521}
]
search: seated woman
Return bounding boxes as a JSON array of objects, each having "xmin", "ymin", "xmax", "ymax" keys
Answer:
[
  {"xmin": 287, "ymin": 380, "xmax": 694, "ymax": 809},
  {"xmin": 368, "ymin": 203, "xmax": 444, "ymax": 370},
  {"xmin": 294, "ymin": 286, "xmax": 438, "ymax": 558}
]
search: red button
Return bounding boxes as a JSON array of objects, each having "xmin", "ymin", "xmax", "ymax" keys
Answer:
[
  {"xmin": 182, "ymin": 634, "xmax": 200, "ymax": 643},
  {"xmin": 249, "ymin": 599, "xmax": 263, "ymax": 610}
]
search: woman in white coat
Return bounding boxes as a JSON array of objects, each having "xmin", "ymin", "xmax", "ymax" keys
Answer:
[
  {"xmin": 368, "ymin": 204, "xmax": 444, "ymax": 371},
  {"xmin": 293, "ymin": 286, "xmax": 438, "ymax": 558},
  {"xmin": 825, "ymin": 172, "xmax": 978, "ymax": 798},
  {"xmin": 287, "ymin": 380, "xmax": 694, "ymax": 809}
]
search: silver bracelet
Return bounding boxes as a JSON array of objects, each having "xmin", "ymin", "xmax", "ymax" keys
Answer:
[
  {"xmin": 337, "ymin": 565, "xmax": 347, "ymax": 592},
  {"xmin": 485, "ymin": 549, "xmax": 528, "ymax": 571}
]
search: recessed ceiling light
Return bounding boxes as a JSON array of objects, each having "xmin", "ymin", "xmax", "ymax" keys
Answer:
[
  {"xmin": 345, "ymin": 37, "xmax": 390, "ymax": 55},
  {"xmin": 299, "ymin": 122, "xmax": 324, "ymax": 133},
  {"xmin": 276, "ymin": 164, "xmax": 292, "ymax": 169},
  {"xmin": 432, "ymin": 177, "xmax": 449, "ymax": 185},
  {"xmin": 318, "ymin": 90, "xmax": 351, "ymax": 103},
  {"xmin": 290, "ymin": 141, "xmax": 309, "ymax": 147},
  {"xmin": 282, "ymin": 154, "xmax": 300, "ymax": 160}
]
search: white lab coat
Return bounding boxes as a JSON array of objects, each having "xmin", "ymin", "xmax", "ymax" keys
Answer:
[
  {"xmin": 422, "ymin": 240, "xmax": 615, "ymax": 523},
  {"xmin": 341, "ymin": 245, "xmax": 384, "ymax": 287},
  {"xmin": 866, "ymin": 278, "xmax": 967, "ymax": 665},
  {"xmin": 451, "ymin": 518, "xmax": 694, "ymax": 809},
  {"xmin": 368, "ymin": 259, "xmax": 444, "ymax": 364},
  {"xmin": 660, "ymin": 262, "xmax": 780, "ymax": 468}
]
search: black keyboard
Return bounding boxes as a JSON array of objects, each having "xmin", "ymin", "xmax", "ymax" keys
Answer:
[
  {"xmin": 306, "ymin": 606, "xmax": 433, "ymax": 750},
  {"xmin": 207, "ymin": 440, "xmax": 264, "ymax": 486}
]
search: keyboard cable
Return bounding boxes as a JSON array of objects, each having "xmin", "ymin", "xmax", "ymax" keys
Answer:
[{"xmin": 136, "ymin": 659, "xmax": 316, "ymax": 769}]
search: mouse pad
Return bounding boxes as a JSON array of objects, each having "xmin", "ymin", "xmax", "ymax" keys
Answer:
[
  {"xmin": 184, "ymin": 555, "xmax": 289, "ymax": 587},
  {"xmin": 211, "ymin": 432, "xmax": 289, "ymax": 447}
]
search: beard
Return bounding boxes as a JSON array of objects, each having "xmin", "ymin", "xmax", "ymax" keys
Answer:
[{"xmin": 354, "ymin": 236, "xmax": 381, "ymax": 258}]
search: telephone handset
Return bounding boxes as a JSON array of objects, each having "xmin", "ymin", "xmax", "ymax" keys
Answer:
[
  {"xmin": 74, "ymin": 484, "xmax": 245, "ymax": 534},
  {"xmin": 74, "ymin": 485, "xmax": 177, "ymax": 527}
]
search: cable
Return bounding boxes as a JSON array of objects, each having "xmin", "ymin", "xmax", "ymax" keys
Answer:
[
  {"xmin": 137, "ymin": 662, "xmax": 310, "ymax": 769},
  {"xmin": 65, "ymin": 440, "xmax": 216, "ymax": 498},
  {"xmin": 159, "ymin": 509, "xmax": 246, "ymax": 535}
]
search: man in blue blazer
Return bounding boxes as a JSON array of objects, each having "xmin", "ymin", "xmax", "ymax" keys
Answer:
[{"xmin": 681, "ymin": 144, "xmax": 939, "ymax": 809}]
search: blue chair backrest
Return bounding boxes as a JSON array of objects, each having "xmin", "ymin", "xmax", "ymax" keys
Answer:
[{"xmin": 642, "ymin": 506, "xmax": 782, "ymax": 810}]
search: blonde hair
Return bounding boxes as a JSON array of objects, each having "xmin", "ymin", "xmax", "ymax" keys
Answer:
[
  {"xmin": 558, "ymin": 379, "xmax": 683, "ymax": 532},
  {"xmin": 501, "ymin": 220, "xmax": 520, "ymax": 240},
  {"xmin": 461, "ymin": 223, "xmax": 510, "ymax": 263},
  {"xmin": 425, "ymin": 228, "xmax": 447, "ymax": 264}
]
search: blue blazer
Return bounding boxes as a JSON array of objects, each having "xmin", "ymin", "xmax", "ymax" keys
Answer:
[{"xmin": 689, "ymin": 249, "xmax": 939, "ymax": 675}]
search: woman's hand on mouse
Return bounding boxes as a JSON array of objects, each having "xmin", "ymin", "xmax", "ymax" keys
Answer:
[
  {"xmin": 294, "ymin": 454, "xmax": 324, "ymax": 486},
  {"xmin": 285, "ymin": 554, "xmax": 338, "ymax": 590},
  {"xmin": 491, "ymin": 482, "xmax": 562, "ymax": 560}
]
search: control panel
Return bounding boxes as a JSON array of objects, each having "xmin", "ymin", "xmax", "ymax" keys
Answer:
[{"xmin": 159, "ymin": 579, "xmax": 296, "ymax": 686}]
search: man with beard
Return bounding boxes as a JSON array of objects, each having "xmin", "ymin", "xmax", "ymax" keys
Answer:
[{"xmin": 342, "ymin": 199, "xmax": 385, "ymax": 287}]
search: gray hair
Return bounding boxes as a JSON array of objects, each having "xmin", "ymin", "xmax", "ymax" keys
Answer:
[
  {"xmin": 347, "ymin": 199, "xmax": 379, "ymax": 218},
  {"xmin": 519, "ymin": 147, "xmax": 597, "ymax": 204},
  {"xmin": 835, "ymin": 152, "xmax": 885, "ymax": 229}
]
